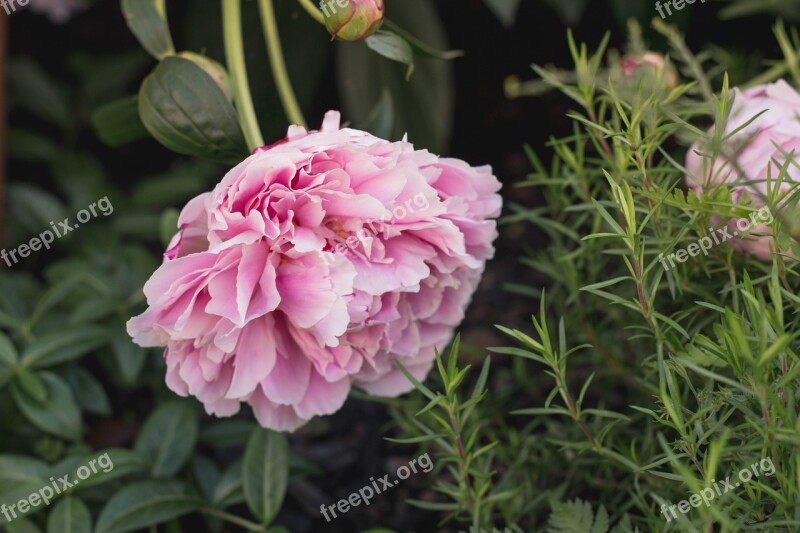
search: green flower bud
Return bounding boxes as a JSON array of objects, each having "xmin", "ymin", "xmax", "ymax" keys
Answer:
[
  {"xmin": 178, "ymin": 51, "xmax": 233, "ymax": 102},
  {"xmin": 321, "ymin": 0, "xmax": 384, "ymax": 41}
]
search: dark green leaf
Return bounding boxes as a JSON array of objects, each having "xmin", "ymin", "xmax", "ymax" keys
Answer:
[
  {"xmin": 243, "ymin": 428, "xmax": 289, "ymax": 524},
  {"xmin": 7, "ymin": 128, "xmax": 59, "ymax": 161},
  {"xmin": 212, "ymin": 460, "xmax": 244, "ymax": 508},
  {"xmin": 199, "ymin": 419, "xmax": 256, "ymax": 448},
  {"xmin": 138, "ymin": 56, "xmax": 248, "ymax": 164},
  {"xmin": 0, "ymin": 330, "xmax": 18, "ymax": 367},
  {"xmin": 47, "ymin": 497, "xmax": 92, "ymax": 533},
  {"xmin": 91, "ymin": 97, "xmax": 150, "ymax": 147},
  {"xmin": 111, "ymin": 337, "xmax": 147, "ymax": 385},
  {"xmin": 8, "ymin": 58, "xmax": 71, "ymax": 131},
  {"xmin": 13, "ymin": 367, "xmax": 47, "ymax": 403},
  {"xmin": 21, "ymin": 326, "xmax": 109, "ymax": 368},
  {"xmin": 0, "ymin": 455, "xmax": 49, "ymax": 487},
  {"xmin": 121, "ymin": 0, "xmax": 175, "ymax": 60},
  {"xmin": 95, "ymin": 480, "xmax": 201, "ymax": 533},
  {"xmin": 365, "ymin": 31, "xmax": 414, "ymax": 78},
  {"xmin": 64, "ymin": 449, "xmax": 148, "ymax": 490},
  {"xmin": 134, "ymin": 401, "xmax": 199, "ymax": 477},
  {"xmin": 190, "ymin": 454, "xmax": 220, "ymax": 502},
  {"xmin": 66, "ymin": 367, "xmax": 112, "ymax": 416},
  {"xmin": 12, "ymin": 372, "xmax": 81, "ymax": 440},
  {"xmin": 5, "ymin": 517, "xmax": 42, "ymax": 533}
]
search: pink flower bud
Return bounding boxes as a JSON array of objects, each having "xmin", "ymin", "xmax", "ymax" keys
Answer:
[
  {"xmin": 621, "ymin": 52, "xmax": 678, "ymax": 90},
  {"xmin": 321, "ymin": 0, "xmax": 384, "ymax": 41}
]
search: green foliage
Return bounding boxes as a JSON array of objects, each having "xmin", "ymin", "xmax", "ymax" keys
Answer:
[{"xmin": 389, "ymin": 17, "xmax": 800, "ymax": 533}]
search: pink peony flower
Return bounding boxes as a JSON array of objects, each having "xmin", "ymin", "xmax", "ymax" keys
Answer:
[
  {"xmin": 685, "ymin": 80, "xmax": 800, "ymax": 260},
  {"xmin": 127, "ymin": 111, "xmax": 502, "ymax": 432}
]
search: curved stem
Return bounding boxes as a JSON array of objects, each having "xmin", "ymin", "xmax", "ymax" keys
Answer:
[
  {"xmin": 222, "ymin": 0, "xmax": 264, "ymax": 150},
  {"xmin": 258, "ymin": 0, "xmax": 307, "ymax": 127},
  {"xmin": 297, "ymin": 0, "xmax": 325, "ymax": 25}
]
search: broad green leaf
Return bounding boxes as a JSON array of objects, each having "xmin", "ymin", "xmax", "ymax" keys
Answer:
[
  {"xmin": 7, "ymin": 128, "xmax": 59, "ymax": 161},
  {"xmin": 121, "ymin": 0, "xmax": 175, "ymax": 60},
  {"xmin": 337, "ymin": 0, "xmax": 454, "ymax": 153},
  {"xmin": 134, "ymin": 401, "xmax": 199, "ymax": 477},
  {"xmin": 243, "ymin": 428, "xmax": 289, "ymax": 524},
  {"xmin": 68, "ymin": 297, "xmax": 119, "ymax": 325},
  {"xmin": 111, "ymin": 337, "xmax": 146, "ymax": 385},
  {"xmin": 8, "ymin": 58, "xmax": 71, "ymax": 131},
  {"xmin": 7, "ymin": 184, "xmax": 66, "ymax": 244},
  {"xmin": 66, "ymin": 367, "xmax": 112, "ymax": 416},
  {"xmin": 13, "ymin": 367, "xmax": 47, "ymax": 403},
  {"xmin": 58, "ymin": 449, "xmax": 148, "ymax": 491},
  {"xmin": 199, "ymin": 419, "xmax": 256, "ymax": 448},
  {"xmin": 21, "ymin": 326, "xmax": 109, "ymax": 368},
  {"xmin": 95, "ymin": 480, "xmax": 201, "ymax": 533},
  {"xmin": 212, "ymin": 460, "xmax": 244, "ymax": 508},
  {"xmin": 190, "ymin": 454, "xmax": 220, "ymax": 501},
  {"xmin": 0, "ymin": 455, "xmax": 48, "ymax": 487},
  {"xmin": 91, "ymin": 97, "xmax": 150, "ymax": 147},
  {"xmin": 5, "ymin": 517, "xmax": 42, "ymax": 533},
  {"xmin": 12, "ymin": 372, "xmax": 81, "ymax": 440},
  {"xmin": 365, "ymin": 31, "xmax": 414, "ymax": 79},
  {"xmin": 138, "ymin": 56, "xmax": 248, "ymax": 164},
  {"xmin": 47, "ymin": 497, "xmax": 92, "ymax": 533},
  {"xmin": 0, "ymin": 330, "xmax": 18, "ymax": 367}
]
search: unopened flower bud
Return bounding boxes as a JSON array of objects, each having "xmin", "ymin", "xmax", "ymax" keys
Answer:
[
  {"xmin": 322, "ymin": 0, "xmax": 384, "ymax": 41},
  {"xmin": 178, "ymin": 52, "xmax": 233, "ymax": 102},
  {"xmin": 621, "ymin": 52, "xmax": 679, "ymax": 90}
]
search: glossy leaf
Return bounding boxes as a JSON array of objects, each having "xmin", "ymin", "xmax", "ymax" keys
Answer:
[
  {"xmin": 12, "ymin": 372, "xmax": 81, "ymax": 440},
  {"xmin": 0, "ymin": 330, "xmax": 18, "ymax": 367},
  {"xmin": 21, "ymin": 326, "xmax": 109, "ymax": 368},
  {"xmin": 95, "ymin": 480, "xmax": 201, "ymax": 533},
  {"xmin": 91, "ymin": 97, "xmax": 150, "ymax": 147},
  {"xmin": 134, "ymin": 401, "xmax": 199, "ymax": 477},
  {"xmin": 121, "ymin": 0, "xmax": 175, "ymax": 60},
  {"xmin": 243, "ymin": 428, "xmax": 289, "ymax": 524},
  {"xmin": 138, "ymin": 56, "xmax": 249, "ymax": 164},
  {"xmin": 365, "ymin": 30, "xmax": 414, "ymax": 79},
  {"xmin": 47, "ymin": 497, "xmax": 92, "ymax": 533},
  {"xmin": 66, "ymin": 367, "xmax": 112, "ymax": 416}
]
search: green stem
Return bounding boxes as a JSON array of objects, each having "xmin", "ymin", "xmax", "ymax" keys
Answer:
[
  {"xmin": 258, "ymin": 0, "xmax": 307, "ymax": 127},
  {"xmin": 297, "ymin": 0, "xmax": 325, "ymax": 25},
  {"xmin": 222, "ymin": 0, "xmax": 264, "ymax": 150},
  {"xmin": 199, "ymin": 508, "xmax": 266, "ymax": 531}
]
